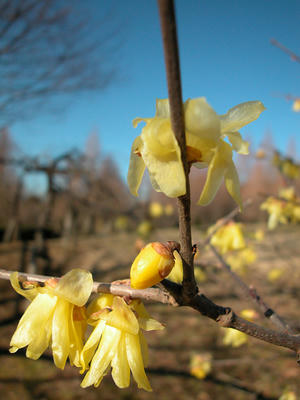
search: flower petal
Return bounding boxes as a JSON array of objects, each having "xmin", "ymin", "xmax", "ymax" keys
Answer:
[
  {"xmin": 111, "ymin": 333, "xmax": 130, "ymax": 388},
  {"xmin": 166, "ymin": 250, "xmax": 183, "ymax": 283},
  {"xmin": 127, "ymin": 136, "xmax": 146, "ymax": 197},
  {"xmin": 185, "ymin": 97, "xmax": 220, "ymax": 141},
  {"xmin": 53, "ymin": 269, "xmax": 93, "ymax": 307},
  {"xmin": 226, "ymin": 132, "xmax": 249, "ymax": 155},
  {"xmin": 26, "ymin": 315, "xmax": 52, "ymax": 360},
  {"xmin": 155, "ymin": 98, "xmax": 170, "ymax": 118},
  {"xmin": 10, "ymin": 293, "xmax": 56, "ymax": 353},
  {"xmin": 80, "ymin": 319, "xmax": 106, "ymax": 373},
  {"xmin": 81, "ymin": 325, "xmax": 121, "ymax": 388},
  {"xmin": 99, "ymin": 296, "xmax": 139, "ymax": 335},
  {"xmin": 52, "ymin": 299, "xmax": 71, "ymax": 369},
  {"xmin": 138, "ymin": 318, "xmax": 164, "ymax": 331},
  {"xmin": 224, "ymin": 160, "xmax": 243, "ymax": 210},
  {"xmin": 125, "ymin": 332, "xmax": 152, "ymax": 392},
  {"xmin": 220, "ymin": 101, "xmax": 265, "ymax": 134},
  {"xmin": 10, "ymin": 272, "xmax": 38, "ymax": 302},
  {"xmin": 197, "ymin": 143, "xmax": 232, "ymax": 206},
  {"xmin": 139, "ymin": 331, "xmax": 149, "ymax": 367}
]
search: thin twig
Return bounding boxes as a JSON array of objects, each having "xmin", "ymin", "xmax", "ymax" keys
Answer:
[
  {"xmin": 209, "ymin": 244, "xmax": 293, "ymax": 334},
  {"xmin": 271, "ymin": 38, "xmax": 300, "ymax": 64},
  {"xmin": 197, "ymin": 199, "xmax": 252, "ymax": 249},
  {"xmin": 0, "ymin": 269, "xmax": 178, "ymax": 306},
  {"xmin": 157, "ymin": 0, "xmax": 197, "ymax": 299}
]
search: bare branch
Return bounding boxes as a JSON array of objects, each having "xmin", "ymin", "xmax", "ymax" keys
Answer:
[
  {"xmin": 209, "ymin": 244, "xmax": 293, "ymax": 334},
  {"xmin": 157, "ymin": 0, "xmax": 197, "ymax": 300},
  {"xmin": 271, "ymin": 38, "xmax": 300, "ymax": 64}
]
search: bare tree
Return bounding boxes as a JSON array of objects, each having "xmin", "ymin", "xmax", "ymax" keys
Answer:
[{"xmin": 0, "ymin": 0, "xmax": 119, "ymax": 125}]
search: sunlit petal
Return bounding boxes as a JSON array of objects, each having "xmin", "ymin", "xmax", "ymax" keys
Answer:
[
  {"xmin": 125, "ymin": 333, "xmax": 152, "ymax": 392},
  {"xmin": 81, "ymin": 325, "xmax": 121, "ymax": 388},
  {"xmin": 10, "ymin": 272, "xmax": 38, "ymax": 302},
  {"xmin": 80, "ymin": 320, "xmax": 106, "ymax": 373},
  {"xmin": 111, "ymin": 333, "xmax": 130, "ymax": 388},
  {"xmin": 225, "ymin": 160, "xmax": 243, "ymax": 210},
  {"xmin": 185, "ymin": 97, "xmax": 220, "ymax": 141},
  {"xmin": 52, "ymin": 299, "xmax": 71, "ymax": 369},
  {"xmin": 127, "ymin": 136, "xmax": 146, "ymax": 197},
  {"xmin": 53, "ymin": 269, "xmax": 93, "ymax": 307},
  {"xmin": 226, "ymin": 132, "xmax": 249, "ymax": 155},
  {"xmin": 10, "ymin": 293, "xmax": 56, "ymax": 352},
  {"xmin": 220, "ymin": 101, "xmax": 265, "ymax": 134},
  {"xmin": 155, "ymin": 98, "xmax": 170, "ymax": 117}
]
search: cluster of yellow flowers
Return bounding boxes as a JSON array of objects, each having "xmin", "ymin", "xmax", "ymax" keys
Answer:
[
  {"xmin": 128, "ymin": 98, "xmax": 265, "ymax": 208},
  {"xmin": 272, "ymin": 151, "xmax": 300, "ymax": 180},
  {"xmin": 9, "ymin": 269, "xmax": 164, "ymax": 392},
  {"xmin": 260, "ymin": 187, "xmax": 300, "ymax": 230},
  {"xmin": 209, "ymin": 222, "xmax": 256, "ymax": 274},
  {"xmin": 148, "ymin": 201, "xmax": 174, "ymax": 218}
]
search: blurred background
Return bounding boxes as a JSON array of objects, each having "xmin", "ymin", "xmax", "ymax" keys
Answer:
[{"xmin": 0, "ymin": 1, "xmax": 299, "ymax": 399}]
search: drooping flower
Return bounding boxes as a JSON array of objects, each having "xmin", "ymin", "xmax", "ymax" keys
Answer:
[
  {"xmin": 9, "ymin": 269, "xmax": 93, "ymax": 369},
  {"xmin": 80, "ymin": 294, "xmax": 164, "ymax": 391},
  {"xmin": 209, "ymin": 222, "xmax": 246, "ymax": 254},
  {"xmin": 130, "ymin": 241, "xmax": 181, "ymax": 289},
  {"xmin": 226, "ymin": 247, "xmax": 256, "ymax": 275},
  {"xmin": 260, "ymin": 197, "xmax": 288, "ymax": 230},
  {"xmin": 190, "ymin": 353, "xmax": 212, "ymax": 380},
  {"xmin": 128, "ymin": 98, "xmax": 265, "ymax": 208}
]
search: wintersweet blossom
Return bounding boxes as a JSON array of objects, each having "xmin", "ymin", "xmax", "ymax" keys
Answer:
[
  {"xmin": 222, "ymin": 309, "xmax": 257, "ymax": 347},
  {"xmin": 209, "ymin": 222, "xmax": 246, "ymax": 254},
  {"xmin": 9, "ymin": 269, "xmax": 93, "ymax": 369},
  {"xmin": 128, "ymin": 98, "xmax": 265, "ymax": 207},
  {"xmin": 80, "ymin": 294, "xmax": 164, "ymax": 391}
]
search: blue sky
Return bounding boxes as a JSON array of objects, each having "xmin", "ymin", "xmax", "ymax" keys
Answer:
[{"xmin": 10, "ymin": 0, "xmax": 300, "ymax": 193}]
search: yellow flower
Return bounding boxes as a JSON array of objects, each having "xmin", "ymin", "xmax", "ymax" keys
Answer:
[
  {"xmin": 137, "ymin": 220, "xmax": 153, "ymax": 238},
  {"xmin": 164, "ymin": 203, "xmax": 174, "ymax": 216},
  {"xmin": 268, "ymin": 268, "xmax": 283, "ymax": 282},
  {"xmin": 80, "ymin": 295, "xmax": 164, "ymax": 391},
  {"xmin": 9, "ymin": 269, "xmax": 93, "ymax": 369},
  {"xmin": 149, "ymin": 201, "xmax": 163, "ymax": 218},
  {"xmin": 190, "ymin": 353, "xmax": 212, "ymax": 380},
  {"xmin": 222, "ymin": 309, "xmax": 257, "ymax": 347},
  {"xmin": 210, "ymin": 222, "xmax": 246, "ymax": 254},
  {"xmin": 279, "ymin": 389, "xmax": 297, "ymax": 400},
  {"xmin": 130, "ymin": 241, "xmax": 181, "ymax": 289},
  {"xmin": 260, "ymin": 197, "xmax": 287, "ymax": 230},
  {"xmin": 128, "ymin": 98, "xmax": 265, "ymax": 207},
  {"xmin": 226, "ymin": 247, "xmax": 256, "ymax": 275},
  {"xmin": 292, "ymin": 98, "xmax": 300, "ymax": 112}
]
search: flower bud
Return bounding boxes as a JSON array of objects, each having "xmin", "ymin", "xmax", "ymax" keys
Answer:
[{"xmin": 130, "ymin": 241, "xmax": 180, "ymax": 289}]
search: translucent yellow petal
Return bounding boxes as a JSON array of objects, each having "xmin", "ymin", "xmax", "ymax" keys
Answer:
[
  {"xmin": 220, "ymin": 101, "xmax": 266, "ymax": 134},
  {"xmin": 127, "ymin": 136, "xmax": 146, "ymax": 197},
  {"xmin": 138, "ymin": 318, "xmax": 164, "ymax": 331},
  {"xmin": 197, "ymin": 146, "xmax": 230, "ymax": 206},
  {"xmin": 125, "ymin": 332, "xmax": 152, "ymax": 392},
  {"xmin": 81, "ymin": 325, "xmax": 121, "ymax": 388},
  {"xmin": 140, "ymin": 118, "xmax": 186, "ymax": 198},
  {"xmin": 100, "ymin": 296, "xmax": 139, "ymax": 335},
  {"xmin": 52, "ymin": 299, "xmax": 71, "ymax": 369},
  {"xmin": 224, "ymin": 160, "xmax": 243, "ymax": 210},
  {"xmin": 68, "ymin": 308, "xmax": 86, "ymax": 368},
  {"xmin": 155, "ymin": 98, "xmax": 170, "ymax": 118},
  {"xmin": 10, "ymin": 292, "xmax": 57, "ymax": 352},
  {"xmin": 226, "ymin": 132, "xmax": 249, "ymax": 155},
  {"xmin": 184, "ymin": 97, "xmax": 220, "ymax": 141},
  {"xmin": 130, "ymin": 299, "xmax": 150, "ymax": 319},
  {"xmin": 10, "ymin": 272, "xmax": 38, "ymax": 302},
  {"xmin": 87, "ymin": 294, "xmax": 114, "ymax": 318},
  {"xmin": 166, "ymin": 250, "xmax": 183, "ymax": 283},
  {"xmin": 139, "ymin": 331, "xmax": 149, "ymax": 368},
  {"xmin": 53, "ymin": 269, "xmax": 93, "ymax": 307},
  {"xmin": 26, "ymin": 315, "xmax": 52, "ymax": 360},
  {"xmin": 80, "ymin": 319, "xmax": 106, "ymax": 373},
  {"xmin": 111, "ymin": 333, "xmax": 130, "ymax": 388}
]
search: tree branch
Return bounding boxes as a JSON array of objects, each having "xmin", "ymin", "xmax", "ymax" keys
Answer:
[
  {"xmin": 157, "ymin": 0, "xmax": 197, "ymax": 300},
  {"xmin": 209, "ymin": 244, "xmax": 294, "ymax": 334},
  {"xmin": 1, "ymin": 267, "xmax": 300, "ymax": 357}
]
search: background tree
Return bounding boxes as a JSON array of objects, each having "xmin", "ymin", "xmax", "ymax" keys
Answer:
[{"xmin": 0, "ymin": 0, "xmax": 119, "ymax": 125}]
